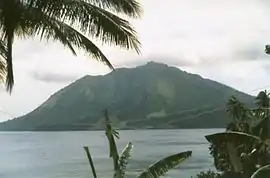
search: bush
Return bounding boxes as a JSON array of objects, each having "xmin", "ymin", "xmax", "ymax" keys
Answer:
[{"xmin": 191, "ymin": 170, "xmax": 220, "ymax": 178}]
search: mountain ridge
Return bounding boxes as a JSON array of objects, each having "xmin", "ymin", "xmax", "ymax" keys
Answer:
[{"xmin": 0, "ymin": 62, "xmax": 254, "ymax": 131}]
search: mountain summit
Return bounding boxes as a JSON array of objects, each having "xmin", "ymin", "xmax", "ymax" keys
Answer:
[{"xmin": 0, "ymin": 62, "xmax": 253, "ymax": 131}]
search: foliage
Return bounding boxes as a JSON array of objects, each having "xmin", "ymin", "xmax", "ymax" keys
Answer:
[
  {"xmin": 226, "ymin": 96, "xmax": 250, "ymax": 123},
  {"xmin": 191, "ymin": 170, "xmax": 220, "ymax": 178},
  {"xmin": 0, "ymin": 0, "xmax": 142, "ymax": 92},
  {"xmin": 0, "ymin": 40, "xmax": 7, "ymax": 83},
  {"xmin": 137, "ymin": 151, "xmax": 192, "ymax": 178},
  {"xmin": 83, "ymin": 110, "xmax": 192, "ymax": 178},
  {"xmin": 265, "ymin": 45, "xmax": 270, "ymax": 55},
  {"xmin": 207, "ymin": 91, "xmax": 270, "ymax": 178},
  {"xmin": 119, "ymin": 142, "xmax": 133, "ymax": 178}
]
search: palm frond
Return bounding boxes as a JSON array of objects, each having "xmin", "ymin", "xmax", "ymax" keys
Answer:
[
  {"xmin": 31, "ymin": 0, "xmax": 141, "ymax": 53},
  {"xmin": 32, "ymin": 0, "xmax": 142, "ymax": 18},
  {"xmin": 4, "ymin": 27, "xmax": 14, "ymax": 93},
  {"xmin": 83, "ymin": 146, "xmax": 98, "ymax": 178},
  {"xmin": 0, "ymin": 39, "xmax": 7, "ymax": 59},
  {"xmin": 0, "ymin": 39, "xmax": 7, "ymax": 83},
  {"xmin": 137, "ymin": 151, "xmax": 192, "ymax": 178},
  {"xmin": 251, "ymin": 165, "xmax": 270, "ymax": 178},
  {"xmin": 1, "ymin": 0, "xmax": 19, "ymax": 92},
  {"xmin": 0, "ymin": 59, "xmax": 6, "ymax": 84},
  {"xmin": 87, "ymin": 0, "xmax": 142, "ymax": 18},
  {"xmin": 22, "ymin": 7, "xmax": 114, "ymax": 69},
  {"xmin": 104, "ymin": 109, "xmax": 120, "ymax": 171},
  {"xmin": 119, "ymin": 142, "xmax": 133, "ymax": 177}
]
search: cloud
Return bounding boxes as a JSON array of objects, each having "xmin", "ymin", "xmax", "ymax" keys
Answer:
[
  {"xmin": 29, "ymin": 71, "xmax": 81, "ymax": 83},
  {"xmin": 234, "ymin": 47, "xmax": 265, "ymax": 61}
]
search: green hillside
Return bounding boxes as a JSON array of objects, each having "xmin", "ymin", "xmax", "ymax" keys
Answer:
[{"xmin": 0, "ymin": 62, "xmax": 254, "ymax": 131}]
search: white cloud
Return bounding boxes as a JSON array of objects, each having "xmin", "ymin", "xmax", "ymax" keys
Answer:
[{"xmin": 1, "ymin": 0, "xmax": 270, "ymax": 121}]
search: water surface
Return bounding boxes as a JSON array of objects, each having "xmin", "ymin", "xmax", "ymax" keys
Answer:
[{"xmin": 0, "ymin": 129, "xmax": 222, "ymax": 178}]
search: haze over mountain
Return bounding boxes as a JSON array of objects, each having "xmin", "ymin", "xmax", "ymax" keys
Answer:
[{"xmin": 0, "ymin": 62, "xmax": 254, "ymax": 131}]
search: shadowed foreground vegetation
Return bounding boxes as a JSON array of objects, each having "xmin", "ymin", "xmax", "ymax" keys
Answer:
[{"xmin": 193, "ymin": 90, "xmax": 270, "ymax": 178}]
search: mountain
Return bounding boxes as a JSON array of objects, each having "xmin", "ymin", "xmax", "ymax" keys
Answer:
[{"xmin": 0, "ymin": 62, "xmax": 254, "ymax": 131}]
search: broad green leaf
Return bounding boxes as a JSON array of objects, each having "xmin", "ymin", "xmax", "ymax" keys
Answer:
[
  {"xmin": 83, "ymin": 146, "xmax": 97, "ymax": 178},
  {"xmin": 137, "ymin": 151, "xmax": 192, "ymax": 178},
  {"xmin": 119, "ymin": 142, "xmax": 133, "ymax": 177},
  {"xmin": 205, "ymin": 132, "xmax": 267, "ymax": 173},
  {"xmin": 205, "ymin": 131, "xmax": 262, "ymax": 144},
  {"xmin": 226, "ymin": 142, "xmax": 242, "ymax": 172}
]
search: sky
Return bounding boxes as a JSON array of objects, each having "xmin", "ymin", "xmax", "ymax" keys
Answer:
[{"xmin": 1, "ymin": 0, "xmax": 270, "ymax": 121}]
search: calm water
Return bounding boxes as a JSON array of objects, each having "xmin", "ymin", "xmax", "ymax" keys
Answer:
[{"xmin": 0, "ymin": 129, "xmax": 222, "ymax": 178}]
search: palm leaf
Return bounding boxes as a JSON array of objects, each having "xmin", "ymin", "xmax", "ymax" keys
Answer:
[
  {"xmin": 0, "ymin": 39, "xmax": 7, "ymax": 59},
  {"xmin": 0, "ymin": 0, "xmax": 35, "ymax": 91},
  {"xmin": 31, "ymin": 0, "xmax": 141, "ymax": 53},
  {"xmin": 33, "ymin": 0, "xmax": 142, "ymax": 19},
  {"xmin": 137, "ymin": 151, "xmax": 192, "ymax": 178},
  {"xmin": 0, "ymin": 59, "xmax": 6, "ymax": 83},
  {"xmin": 83, "ymin": 146, "xmax": 98, "ymax": 178},
  {"xmin": 0, "ymin": 39, "xmax": 7, "ymax": 83},
  {"xmin": 85, "ymin": 0, "xmax": 142, "ymax": 18},
  {"xmin": 4, "ymin": 25, "xmax": 14, "ymax": 93},
  {"xmin": 104, "ymin": 109, "xmax": 120, "ymax": 171},
  {"xmin": 0, "ymin": 0, "xmax": 142, "ymax": 92},
  {"xmin": 118, "ymin": 142, "xmax": 133, "ymax": 177},
  {"xmin": 21, "ymin": 7, "xmax": 114, "ymax": 69},
  {"xmin": 0, "ymin": 0, "xmax": 18, "ymax": 92},
  {"xmin": 251, "ymin": 165, "xmax": 270, "ymax": 178}
]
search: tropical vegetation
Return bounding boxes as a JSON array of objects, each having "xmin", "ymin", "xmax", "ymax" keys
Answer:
[
  {"xmin": 200, "ymin": 90, "xmax": 270, "ymax": 178},
  {"xmin": 0, "ymin": 0, "xmax": 142, "ymax": 92},
  {"xmin": 83, "ymin": 110, "xmax": 192, "ymax": 178},
  {"xmin": 82, "ymin": 91, "xmax": 270, "ymax": 178},
  {"xmin": 191, "ymin": 170, "xmax": 220, "ymax": 178}
]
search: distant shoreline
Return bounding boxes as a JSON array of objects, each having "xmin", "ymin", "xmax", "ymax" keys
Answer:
[{"xmin": 0, "ymin": 127, "xmax": 225, "ymax": 132}]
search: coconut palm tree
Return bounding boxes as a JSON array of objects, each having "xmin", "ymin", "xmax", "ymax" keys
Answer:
[
  {"xmin": 255, "ymin": 91, "xmax": 270, "ymax": 116},
  {"xmin": 83, "ymin": 110, "xmax": 192, "ymax": 178},
  {"xmin": 253, "ymin": 91, "xmax": 270, "ymax": 140},
  {"xmin": 226, "ymin": 96, "xmax": 251, "ymax": 133},
  {"xmin": 226, "ymin": 96, "xmax": 249, "ymax": 122},
  {"xmin": 0, "ymin": 0, "xmax": 142, "ymax": 92}
]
